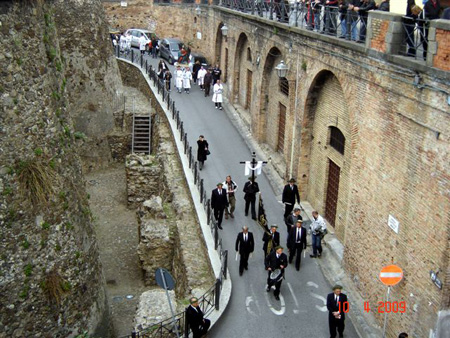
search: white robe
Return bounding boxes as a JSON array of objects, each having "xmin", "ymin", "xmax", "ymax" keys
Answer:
[
  {"xmin": 120, "ymin": 35, "xmax": 127, "ymax": 50},
  {"xmin": 125, "ymin": 35, "xmax": 132, "ymax": 50},
  {"xmin": 175, "ymin": 69, "xmax": 184, "ymax": 89},
  {"xmin": 183, "ymin": 71, "xmax": 192, "ymax": 89},
  {"xmin": 212, "ymin": 83, "xmax": 223, "ymax": 103},
  {"xmin": 139, "ymin": 36, "xmax": 146, "ymax": 51},
  {"xmin": 197, "ymin": 68, "xmax": 207, "ymax": 85}
]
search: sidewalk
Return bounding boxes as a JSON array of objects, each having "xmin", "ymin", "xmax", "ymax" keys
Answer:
[{"xmin": 222, "ymin": 88, "xmax": 382, "ymax": 338}]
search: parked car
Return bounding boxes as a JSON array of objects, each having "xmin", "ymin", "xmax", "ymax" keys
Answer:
[
  {"xmin": 159, "ymin": 38, "xmax": 183, "ymax": 64},
  {"xmin": 190, "ymin": 52, "xmax": 209, "ymax": 68},
  {"xmin": 124, "ymin": 28, "xmax": 157, "ymax": 50}
]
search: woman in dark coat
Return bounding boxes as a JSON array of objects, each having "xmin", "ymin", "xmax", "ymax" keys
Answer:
[{"xmin": 197, "ymin": 135, "xmax": 209, "ymax": 170}]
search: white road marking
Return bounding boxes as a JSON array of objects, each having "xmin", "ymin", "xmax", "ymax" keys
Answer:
[
  {"xmin": 245, "ymin": 296, "xmax": 257, "ymax": 316},
  {"xmin": 287, "ymin": 282, "xmax": 300, "ymax": 314},
  {"xmin": 315, "ymin": 305, "xmax": 328, "ymax": 312},
  {"xmin": 264, "ymin": 290, "xmax": 286, "ymax": 315},
  {"xmin": 310, "ymin": 292, "xmax": 328, "ymax": 312},
  {"xmin": 307, "ymin": 281, "xmax": 319, "ymax": 288},
  {"xmin": 245, "ymin": 284, "xmax": 261, "ymax": 316}
]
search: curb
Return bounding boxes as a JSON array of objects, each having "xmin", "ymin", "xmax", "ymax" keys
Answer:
[{"xmin": 118, "ymin": 58, "xmax": 232, "ymax": 331}]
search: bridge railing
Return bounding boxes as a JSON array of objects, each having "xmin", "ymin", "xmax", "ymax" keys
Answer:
[{"xmin": 115, "ymin": 46, "xmax": 229, "ymax": 338}]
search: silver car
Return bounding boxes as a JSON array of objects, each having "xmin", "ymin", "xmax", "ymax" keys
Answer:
[
  {"xmin": 159, "ymin": 38, "xmax": 183, "ymax": 65},
  {"xmin": 125, "ymin": 28, "xmax": 155, "ymax": 50}
]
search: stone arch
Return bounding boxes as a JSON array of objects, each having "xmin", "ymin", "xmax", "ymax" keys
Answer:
[
  {"xmin": 214, "ymin": 23, "xmax": 224, "ymax": 66},
  {"xmin": 298, "ymin": 70, "xmax": 351, "ymax": 239},
  {"xmin": 232, "ymin": 32, "xmax": 252, "ymax": 108},
  {"xmin": 257, "ymin": 46, "xmax": 283, "ymax": 145}
]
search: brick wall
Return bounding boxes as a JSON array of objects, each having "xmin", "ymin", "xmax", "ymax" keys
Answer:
[
  {"xmin": 102, "ymin": 4, "xmax": 450, "ymax": 337},
  {"xmin": 433, "ymin": 29, "xmax": 450, "ymax": 71},
  {"xmin": 370, "ymin": 18, "xmax": 388, "ymax": 53}
]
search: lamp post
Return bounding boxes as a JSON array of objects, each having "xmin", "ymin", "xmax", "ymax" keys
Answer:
[
  {"xmin": 221, "ymin": 24, "xmax": 228, "ymax": 42},
  {"xmin": 275, "ymin": 57, "xmax": 300, "ymax": 179}
]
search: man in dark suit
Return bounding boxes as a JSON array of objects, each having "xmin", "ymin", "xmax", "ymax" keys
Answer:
[
  {"xmin": 326, "ymin": 285, "xmax": 348, "ymax": 338},
  {"xmin": 265, "ymin": 246, "xmax": 288, "ymax": 301},
  {"xmin": 235, "ymin": 226, "xmax": 254, "ymax": 276},
  {"xmin": 288, "ymin": 219, "xmax": 307, "ymax": 271},
  {"xmin": 185, "ymin": 297, "xmax": 210, "ymax": 338},
  {"xmin": 262, "ymin": 225, "xmax": 280, "ymax": 258},
  {"xmin": 243, "ymin": 176, "xmax": 260, "ymax": 220},
  {"xmin": 211, "ymin": 183, "xmax": 228, "ymax": 230},
  {"xmin": 285, "ymin": 207, "xmax": 303, "ymax": 235},
  {"xmin": 282, "ymin": 178, "xmax": 300, "ymax": 219}
]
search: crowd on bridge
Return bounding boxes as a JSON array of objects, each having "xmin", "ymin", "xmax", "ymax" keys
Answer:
[{"xmin": 222, "ymin": 0, "xmax": 448, "ymax": 59}]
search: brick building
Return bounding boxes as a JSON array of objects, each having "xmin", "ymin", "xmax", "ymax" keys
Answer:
[{"xmin": 103, "ymin": 2, "xmax": 449, "ymax": 337}]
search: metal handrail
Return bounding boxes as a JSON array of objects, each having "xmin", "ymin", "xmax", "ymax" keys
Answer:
[{"xmin": 114, "ymin": 45, "xmax": 229, "ymax": 338}]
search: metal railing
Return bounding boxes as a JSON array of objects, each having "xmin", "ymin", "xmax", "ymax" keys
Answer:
[
  {"xmin": 400, "ymin": 16, "xmax": 429, "ymax": 60},
  {"xmin": 220, "ymin": 1, "xmax": 366, "ymax": 39},
  {"xmin": 115, "ymin": 45, "xmax": 229, "ymax": 338}
]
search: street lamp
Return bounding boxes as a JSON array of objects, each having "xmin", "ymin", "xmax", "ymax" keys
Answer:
[
  {"xmin": 275, "ymin": 60, "xmax": 288, "ymax": 78},
  {"xmin": 275, "ymin": 58, "xmax": 300, "ymax": 179},
  {"xmin": 195, "ymin": 5, "xmax": 201, "ymax": 16},
  {"xmin": 221, "ymin": 24, "xmax": 229, "ymax": 37}
]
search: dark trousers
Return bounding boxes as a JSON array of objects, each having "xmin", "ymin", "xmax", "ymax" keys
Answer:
[
  {"xmin": 312, "ymin": 234, "xmax": 322, "ymax": 256},
  {"xmin": 329, "ymin": 316, "xmax": 345, "ymax": 338},
  {"xmin": 204, "ymin": 83, "xmax": 211, "ymax": 96},
  {"xmin": 192, "ymin": 319, "xmax": 211, "ymax": 338},
  {"xmin": 289, "ymin": 243, "xmax": 304, "ymax": 270},
  {"xmin": 267, "ymin": 271, "xmax": 283, "ymax": 297},
  {"xmin": 405, "ymin": 18, "xmax": 416, "ymax": 57},
  {"xmin": 239, "ymin": 251, "xmax": 250, "ymax": 273},
  {"xmin": 214, "ymin": 207, "xmax": 224, "ymax": 227},
  {"xmin": 359, "ymin": 16, "xmax": 368, "ymax": 41},
  {"xmin": 245, "ymin": 197, "xmax": 257, "ymax": 219},
  {"xmin": 283, "ymin": 203, "xmax": 294, "ymax": 219}
]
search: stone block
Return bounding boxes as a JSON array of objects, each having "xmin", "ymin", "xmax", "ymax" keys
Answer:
[{"xmin": 134, "ymin": 289, "xmax": 177, "ymax": 332}]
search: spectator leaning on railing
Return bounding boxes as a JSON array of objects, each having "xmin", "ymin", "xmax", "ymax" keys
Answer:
[
  {"xmin": 421, "ymin": 0, "xmax": 441, "ymax": 59},
  {"xmin": 352, "ymin": 0, "xmax": 376, "ymax": 43},
  {"xmin": 377, "ymin": 0, "xmax": 389, "ymax": 11},
  {"xmin": 345, "ymin": 0, "xmax": 362, "ymax": 41}
]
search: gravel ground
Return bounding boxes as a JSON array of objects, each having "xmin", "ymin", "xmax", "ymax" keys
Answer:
[{"xmin": 86, "ymin": 86, "xmax": 152, "ymax": 337}]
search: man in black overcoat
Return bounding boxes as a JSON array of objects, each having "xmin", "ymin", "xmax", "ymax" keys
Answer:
[
  {"xmin": 211, "ymin": 183, "xmax": 228, "ymax": 229},
  {"xmin": 326, "ymin": 285, "xmax": 348, "ymax": 338},
  {"xmin": 262, "ymin": 225, "xmax": 280, "ymax": 258},
  {"xmin": 282, "ymin": 178, "xmax": 300, "ymax": 219},
  {"xmin": 243, "ymin": 176, "xmax": 260, "ymax": 220},
  {"xmin": 235, "ymin": 226, "xmax": 255, "ymax": 276},
  {"xmin": 185, "ymin": 297, "xmax": 210, "ymax": 338},
  {"xmin": 264, "ymin": 246, "xmax": 288, "ymax": 300},
  {"xmin": 288, "ymin": 219, "xmax": 307, "ymax": 271}
]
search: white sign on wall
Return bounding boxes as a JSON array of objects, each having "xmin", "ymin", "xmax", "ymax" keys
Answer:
[
  {"xmin": 121, "ymin": 1, "xmax": 127, "ymax": 7},
  {"xmin": 388, "ymin": 215, "xmax": 399, "ymax": 234},
  {"xmin": 196, "ymin": 32, "xmax": 202, "ymax": 40}
]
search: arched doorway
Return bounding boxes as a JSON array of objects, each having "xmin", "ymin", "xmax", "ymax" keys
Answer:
[
  {"xmin": 300, "ymin": 70, "xmax": 351, "ymax": 238},
  {"xmin": 258, "ymin": 47, "xmax": 283, "ymax": 145},
  {"xmin": 214, "ymin": 23, "xmax": 224, "ymax": 66},
  {"xmin": 232, "ymin": 33, "xmax": 252, "ymax": 107}
]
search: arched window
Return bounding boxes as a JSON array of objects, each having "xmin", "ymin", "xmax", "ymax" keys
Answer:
[
  {"xmin": 279, "ymin": 77, "xmax": 289, "ymax": 96},
  {"xmin": 247, "ymin": 47, "xmax": 252, "ymax": 62},
  {"xmin": 329, "ymin": 127, "xmax": 345, "ymax": 155}
]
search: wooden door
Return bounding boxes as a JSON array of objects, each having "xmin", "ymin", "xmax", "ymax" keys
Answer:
[
  {"xmin": 246, "ymin": 69, "xmax": 252, "ymax": 109},
  {"xmin": 277, "ymin": 103, "xmax": 286, "ymax": 153},
  {"xmin": 325, "ymin": 159, "xmax": 340, "ymax": 227}
]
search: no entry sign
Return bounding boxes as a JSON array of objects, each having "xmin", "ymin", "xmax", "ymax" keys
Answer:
[{"xmin": 379, "ymin": 265, "xmax": 403, "ymax": 286}]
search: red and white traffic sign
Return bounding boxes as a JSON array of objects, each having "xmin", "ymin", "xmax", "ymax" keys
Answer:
[{"xmin": 379, "ymin": 265, "xmax": 403, "ymax": 286}]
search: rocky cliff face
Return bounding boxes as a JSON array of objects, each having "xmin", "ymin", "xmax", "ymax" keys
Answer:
[{"xmin": 0, "ymin": 1, "xmax": 122, "ymax": 336}]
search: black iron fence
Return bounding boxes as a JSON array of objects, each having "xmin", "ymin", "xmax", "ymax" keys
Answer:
[
  {"xmin": 219, "ymin": 0, "xmax": 435, "ymax": 53},
  {"xmin": 115, "ymin": 46, "xmax": 229, "ymax": 338}
]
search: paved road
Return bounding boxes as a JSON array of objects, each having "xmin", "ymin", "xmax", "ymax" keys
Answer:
[{"xmin": 135, "ymin": 51, "xmax": 360, "ymax": 338}]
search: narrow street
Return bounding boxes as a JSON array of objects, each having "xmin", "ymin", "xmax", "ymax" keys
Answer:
[{"xmin": 131, "ymin": 51, "xmax": 360, "ymax": 338}]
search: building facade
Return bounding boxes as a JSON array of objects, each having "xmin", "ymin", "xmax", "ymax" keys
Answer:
[{"xmin": 103, "ymin": 2, "xmax": 449, "ymax": 337}]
